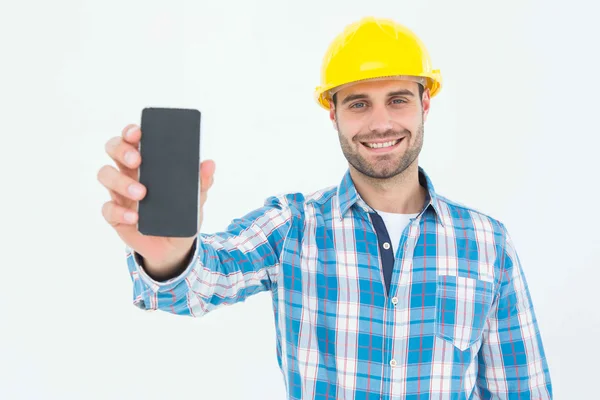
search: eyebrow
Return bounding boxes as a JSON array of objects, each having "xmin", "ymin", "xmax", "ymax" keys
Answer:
[{"xmin": 341, "ymin": 89, "xmax": 415, "ymax": 105}]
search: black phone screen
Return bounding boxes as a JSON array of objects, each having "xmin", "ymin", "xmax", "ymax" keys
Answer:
[{"xmin": 137, "ymin": 107, "xmax": 201, "ymax": 237}]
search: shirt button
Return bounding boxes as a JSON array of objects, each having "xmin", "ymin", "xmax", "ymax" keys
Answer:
[
  {"xmin": 391, "ymin": 297, "xmax": 398, "ymax": 305},
  {"xmin": 363, "ymin": 206, "xmax": 369, "ymax": 212},
  {"xmin": 383, "ymin": 242, "xmax": 390, "ymax": 250},
  {"xmin": 390, "ymin": 359, "xmax": 397, "ymax": 367}
]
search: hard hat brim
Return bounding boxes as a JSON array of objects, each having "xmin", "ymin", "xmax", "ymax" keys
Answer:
[{"xmin": 315, "ymin": 72, "xmax": 442, "ymax": 110}]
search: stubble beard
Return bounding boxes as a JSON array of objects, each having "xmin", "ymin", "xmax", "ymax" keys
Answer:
[{"xmin": 337, "ymin": 118, "xmax": 424, "ymax": 181}]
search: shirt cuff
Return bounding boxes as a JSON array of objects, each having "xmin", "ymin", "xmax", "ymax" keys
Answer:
[{"xmin": 130, "ymin": 237, "xmax": 200, "ymax": 294}]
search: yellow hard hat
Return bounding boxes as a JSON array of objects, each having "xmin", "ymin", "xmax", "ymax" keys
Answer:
[{"xmin": 314, "ymin": 17, "xmax": 442, "ymax": 110}]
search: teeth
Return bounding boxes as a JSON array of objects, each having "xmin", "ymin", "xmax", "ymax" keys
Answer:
[{"xmin": 365, "ymin": 139, "xmax": 400, "ymax": 149}]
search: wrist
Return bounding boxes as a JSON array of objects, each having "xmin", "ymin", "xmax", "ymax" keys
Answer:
[{"xmin": 138, "ymin": 239, "xmax": 197, "ymax": 282}]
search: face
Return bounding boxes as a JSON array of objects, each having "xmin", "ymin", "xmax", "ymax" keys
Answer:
[{"xmin": 330, "ymin": 79, "xmax": 430, "ymax": 180}]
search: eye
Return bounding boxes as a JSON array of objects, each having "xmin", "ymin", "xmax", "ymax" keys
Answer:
[
  {"xmin": 391, "ymin": 98, "xmax": 407, "ymax": 104},
  {"xmin": 349, "ymin": 102, "xmax": 366, "ymax": 109}
]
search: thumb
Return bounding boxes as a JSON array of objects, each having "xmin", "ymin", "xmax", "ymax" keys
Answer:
[
  {"xmin": 200, "ymin": 159, "xmax": 216, "ymax": 193},
  {"xmin": 198, "ymin": 160, "xmax": 215, "ymax": 229}
]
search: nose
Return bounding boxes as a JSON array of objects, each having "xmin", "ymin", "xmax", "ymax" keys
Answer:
[{"xmin": 367, "ymin": 104, "xmax": 393, "ymax": 134}]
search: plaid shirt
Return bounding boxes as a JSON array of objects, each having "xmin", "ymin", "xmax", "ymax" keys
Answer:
[{"xmin": 127, "ymin": 166, "xmax": 552, "ymax": 399}]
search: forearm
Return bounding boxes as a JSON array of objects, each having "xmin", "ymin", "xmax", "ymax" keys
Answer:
[
  {"xmin": 125, "ymin": 193, "xmax": 293, "ymax": 316},
  {"xmin": 476, "ymin": 224, "xmax": 553, "ymax": 397}
]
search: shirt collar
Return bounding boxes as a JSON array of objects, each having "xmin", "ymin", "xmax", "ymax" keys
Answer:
[{"xmin": 336, "ymin": 165, "xmax": 446, "ymax": 227}]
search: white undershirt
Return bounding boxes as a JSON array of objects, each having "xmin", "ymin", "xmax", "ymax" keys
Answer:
[{"xmin": 373, "ymin": 209, "xmax": 419, "ymax": 257}]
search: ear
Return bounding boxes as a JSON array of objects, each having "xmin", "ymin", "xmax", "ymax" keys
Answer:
[
  {"xmin": 421, "ymin": 88, "xmax": 431, "ymax": 121},
  {"xmin": 329, "ymin": 103, "xmax": 338, "ymax": 130}
]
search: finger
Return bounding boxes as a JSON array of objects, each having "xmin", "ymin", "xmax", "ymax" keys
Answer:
[
  {"xmin": 108, "ymin": 187, "xmax": 132, "ymax": 208},
  {"xmin": 105, "ymin": 136, "xmax": 141, "ymax": 174},
  {"xmin": 200, "ymin": 188, "xmax": 209, "ymax": 207},
  {"xmin": 201, "ymin": 174, "xmax": 214, "ymax": 193},
  {"xmin": 200, "ymin": 159, "xmax": 216, "ymax": 193},
  {"xmin": 97, "ymin": 164, "xmax": 146, "ymax": 201},
  {"xmin": 122, "ymin": 124, "xmax": 141, "ymax": 146},
  {"xmin": 102, "ymin": 201, "xmax": 138, "ymax": 227}
]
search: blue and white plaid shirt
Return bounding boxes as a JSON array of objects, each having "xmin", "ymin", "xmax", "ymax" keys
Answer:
[{"xmin": 127, "ymin": 166, "xmax": 552, "ymax": 399}]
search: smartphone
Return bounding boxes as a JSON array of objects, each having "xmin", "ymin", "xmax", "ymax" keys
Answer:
[{"xmin": 137, "ymin": 107, "xmax": 201, "ymax": 237}]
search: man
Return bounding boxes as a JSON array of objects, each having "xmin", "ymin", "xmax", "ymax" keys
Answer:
[{"xmin": 98, "ymin": 16, "xmax": 552, "ymax": 399}]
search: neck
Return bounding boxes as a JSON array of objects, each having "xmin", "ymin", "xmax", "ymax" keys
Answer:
[{"xmin": 350, "ymin": 161, "xmax": 427, "ymax": 214}]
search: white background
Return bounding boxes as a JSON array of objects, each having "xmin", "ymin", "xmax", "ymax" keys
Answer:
[{"xmin": 1, "ymin": 0, "xmax": 598, "ymax": 398}]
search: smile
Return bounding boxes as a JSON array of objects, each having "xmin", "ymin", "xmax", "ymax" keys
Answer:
[{"xmin": 361, "ymin": 137, "xmax": 405, "ymax": 152}]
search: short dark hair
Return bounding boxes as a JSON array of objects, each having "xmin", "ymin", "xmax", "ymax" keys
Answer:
[{"xmin": 332, "ymin": 83, "xmax": 425, "ymax": 108}]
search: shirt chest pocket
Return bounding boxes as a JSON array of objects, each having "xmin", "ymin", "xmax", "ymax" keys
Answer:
[{"xmin": 435, "ymin": 275, "xmax": 495, "ymax": 351}]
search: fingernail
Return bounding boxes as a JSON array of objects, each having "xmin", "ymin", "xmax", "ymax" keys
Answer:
[
  {"xmin": 128, "ymin": 184, "xmax": 143, "ymax": 198},
  {"xmin": 124, "ymin": 151, "xmax": 137, "ymax": 166},
  {"xmin": 126, "ymin": 126, "xmax": 138, "ymax": 138},
  {"xmin": 124, "ymin": 211, "xmax": 137, "ymax": 222}
]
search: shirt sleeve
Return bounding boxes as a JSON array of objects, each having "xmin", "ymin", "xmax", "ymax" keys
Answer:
[
  {"xmin": 475, "ymin": 223, "xmax": 553, "ymax": 398},
  {"xmin": 125, "ymin": 194, "xmax": 293, "ymax": 317}
]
